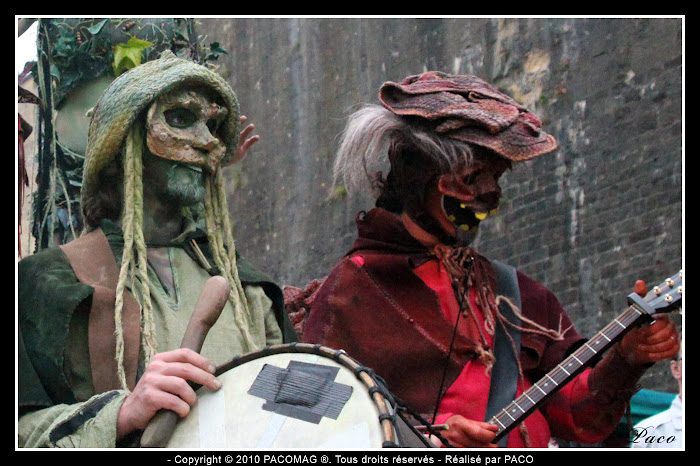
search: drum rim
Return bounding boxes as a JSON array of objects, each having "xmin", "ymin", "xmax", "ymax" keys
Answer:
[{"xmin": 212, "ymin": 342, "xmax": 398, "ymax": 447}]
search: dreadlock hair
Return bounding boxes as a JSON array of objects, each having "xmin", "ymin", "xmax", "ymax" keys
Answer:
[
  {"xmin": 113, "ymin": 122, "xmax": 156, "ymax": 389},
  {"xmin": 203, "ymin": 167, "xmax": 256, "ymax": 353},
  {"xmin": 334, "ymin": 104, "xmax": 477, "ymax": 213},
  {"xmin": 88, "ymin": 120, "xmax": 255, "ymax": 392}
]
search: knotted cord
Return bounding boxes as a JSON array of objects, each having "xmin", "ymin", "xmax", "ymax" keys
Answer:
[{"xmin": 433, "ymin": 244, "xmax": 499, "ymax": 371}]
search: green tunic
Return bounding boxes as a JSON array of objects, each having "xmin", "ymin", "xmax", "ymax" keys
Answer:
[{"xmin": 17, "ymin": 219, "xmax": 296, "ymax": 447}]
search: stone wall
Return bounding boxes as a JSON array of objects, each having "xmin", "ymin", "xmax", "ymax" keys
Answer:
[{"xmin": 200, "ymin": 17, "xmax": 683, "ymax": 393}]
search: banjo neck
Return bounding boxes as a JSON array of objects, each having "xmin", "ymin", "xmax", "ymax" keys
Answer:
[{"xmin": 490, "ymin": 271, "xmax": 682, "ymax": 443}]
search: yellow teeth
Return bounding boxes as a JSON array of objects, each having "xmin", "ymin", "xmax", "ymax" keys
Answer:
[
  {"xmin": 489, "ymin": 207, "xmax": 499, "ymax": 216},
  {"xmin": 448, "ymin": 215, "xmax": 456, "ymax": 222},
  {"xmin": 459, "ymin": 224, "xmax": 470, "ymax": 231},
  {"xmin": 474, "ymin": 212, "xmax": 488, "ymax": 221}
]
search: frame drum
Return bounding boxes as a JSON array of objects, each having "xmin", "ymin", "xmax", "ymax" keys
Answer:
[{"xmin": 165, "ymin": 344, "xmax": 398, "ymax": 448}]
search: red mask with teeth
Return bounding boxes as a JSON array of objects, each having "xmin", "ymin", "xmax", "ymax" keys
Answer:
[
  {"xmin": 434, "ymin": 151, "xmax": 512, "ymax": 242},
  {"xmin": 379, "ymin": 71, "xmax": 557, "ymax": 244}
]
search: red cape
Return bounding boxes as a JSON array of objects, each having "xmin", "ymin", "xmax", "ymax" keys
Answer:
[{"xmin": 303, "ymin": 208, "xmax": 584, "ymax": 414}]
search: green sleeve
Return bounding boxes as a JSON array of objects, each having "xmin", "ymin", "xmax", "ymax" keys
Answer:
[
  {"xmin": 18, "ymin": 248, "xmax": 94, "ymax": 410},
  {"xmin": 18, "ymin": 391, "xmax": 128, "ymax": 448},
  {"xmin": 236, "ymin": 255, "xmax": 298, "ymax": 343},
  {"xmin": 243, "ymin": 284, "xmax": 283, "ymax": 346}
]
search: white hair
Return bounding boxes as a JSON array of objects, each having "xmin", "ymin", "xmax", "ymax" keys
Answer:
[{"xmin": 333, "ymin": 104, "xmax": 475, "ymax": 195}]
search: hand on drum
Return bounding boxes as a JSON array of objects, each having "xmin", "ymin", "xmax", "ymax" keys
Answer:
[
  {"xmin": 116, "ymin": 348, "xmax": 222, "ymax": 440},
  {"xmin": 438, "ymin": 415, "xmax": 499, "ymax": 448}
]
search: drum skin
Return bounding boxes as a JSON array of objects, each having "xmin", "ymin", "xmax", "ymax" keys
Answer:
[{"xmin": 166, "ymin": 345, "xmax": 396, "ymax": 448}]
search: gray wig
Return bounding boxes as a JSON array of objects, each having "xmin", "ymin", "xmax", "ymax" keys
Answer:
[{"xmin": 333, "ymin": 104, "xmax": 476, "ymax": 211}]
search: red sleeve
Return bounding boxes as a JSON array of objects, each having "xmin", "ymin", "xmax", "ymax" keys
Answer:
[
  {"xmin": 517, "ymin": 271, "xmax": 627, "ymax": 444},
  {"xmin": 541, "ymin": 367, "xmax": 625, "ymax": 444}
]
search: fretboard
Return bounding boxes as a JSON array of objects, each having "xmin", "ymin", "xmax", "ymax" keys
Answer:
[{"xmin": 490, "ymin": 303, "xmax": 648, "ymax": 442}]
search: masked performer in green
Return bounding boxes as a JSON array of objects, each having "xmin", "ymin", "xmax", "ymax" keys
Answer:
[
  {"xmin": 18, "ymin": 52, "xmax": 296, "ymax": 447},
  {"xmin": 302, "ymin": 72, "xmax": 679, "ymax": 448}
]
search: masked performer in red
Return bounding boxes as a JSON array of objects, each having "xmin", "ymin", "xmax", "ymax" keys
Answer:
[{"xmin": 302, "ymin": 72, "xmax": 679, "ymax": 448}]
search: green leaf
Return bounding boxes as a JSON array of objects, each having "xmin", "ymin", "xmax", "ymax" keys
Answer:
[
  {"xmin": 50, "ymin": 64, "xmax": 61, "ymax": 82},
  {"xmin": 86, "ymin": 19, "xmax": 109, "ymax": 36},
  {"xmin": 112, "ymin": 37, "xmax": 154, "ymax": 76},
  {"xmin": 204, "ymin": 42, "xmax": 228, "ymax": 63},
  {"xmin": 210, "ymin": 42, "xmax": 228, "ymax": 54}
]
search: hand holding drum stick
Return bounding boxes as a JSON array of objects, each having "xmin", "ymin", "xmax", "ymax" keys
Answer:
[{"xmin": 139, "ymin": 276, "xmax": 231, "ymax": 448}]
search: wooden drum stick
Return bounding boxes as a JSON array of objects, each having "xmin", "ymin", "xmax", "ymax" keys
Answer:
[{"xmin": 140, "ymin": 275, "xmax": 231, "ymax": 448}]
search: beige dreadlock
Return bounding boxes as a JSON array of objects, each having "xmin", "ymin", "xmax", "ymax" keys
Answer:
[
  {"xmin": 112, "ymin": 123, "xmax": 154, "ymax": 389},
  {"xmin": 204, "ymin": 169, "xmax": 255, "ymax": 349}
]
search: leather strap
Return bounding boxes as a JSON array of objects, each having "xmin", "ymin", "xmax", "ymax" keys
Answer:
[
  {"xmin": 484, "ymin": 260, "xmax": 522, "ymax": 447},
  {"xmin": 60, "ymin": 229, "xmax": 140, "ymax": 392}
]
